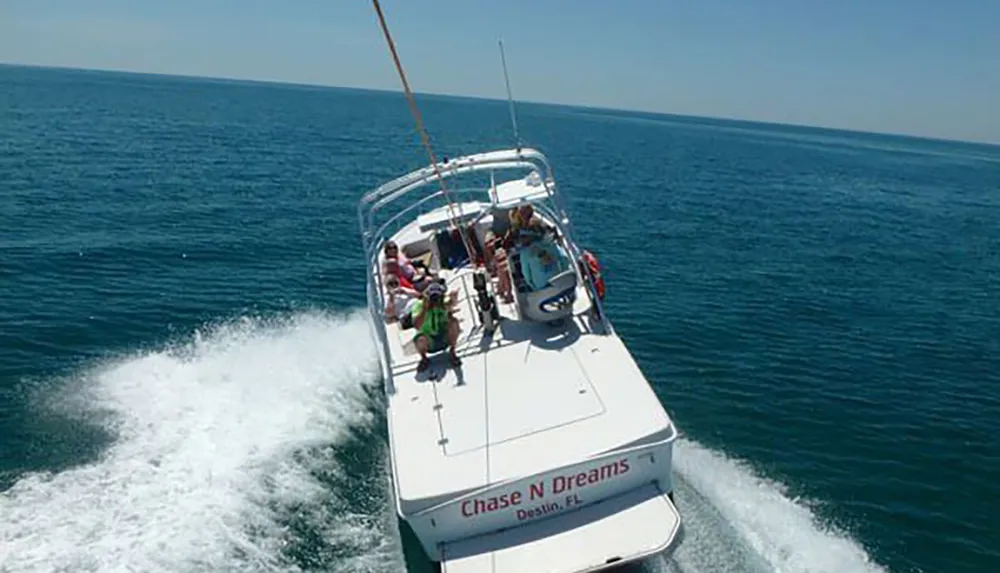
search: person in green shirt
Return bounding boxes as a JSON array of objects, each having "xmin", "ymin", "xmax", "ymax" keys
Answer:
[{"xmin": 411, "ymin": 281, "xmax": 461, "ymax": 372}]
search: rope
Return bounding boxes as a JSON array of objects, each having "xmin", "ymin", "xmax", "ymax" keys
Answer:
[
  {"xmin": 371, "ymin": 0, "xmax": 477, "ymax": 265},
  {"xmin": 371, "ymin": 0, "xmax": 492, "ymax": 492}
]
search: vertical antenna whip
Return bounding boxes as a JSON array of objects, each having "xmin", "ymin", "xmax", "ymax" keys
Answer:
[{"xmin": 498, "ymin": 38, "xmax": 522, "ymax": 150}]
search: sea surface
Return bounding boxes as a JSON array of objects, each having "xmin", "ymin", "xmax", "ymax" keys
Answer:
[{"xmin": 1, "ymin": 64, "xmax": 999, "ymax": 573}]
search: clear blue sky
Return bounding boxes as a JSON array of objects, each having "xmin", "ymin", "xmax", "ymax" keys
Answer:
[{"xmin": 2, "ymin": 0, "xmax": 998, "ymax": 144}]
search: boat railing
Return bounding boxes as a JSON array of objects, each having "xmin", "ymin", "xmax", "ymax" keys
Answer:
[
  {"xmin": 369, "ymin": 187, "xmax": 486, "ymax": 252},
  {"xmin": 357, "ymin": 148, "xmax": 613, "ymax": 394},
  {"xmin": 360, "ymin": 148, "xmax": 553, "ymax": 210}
]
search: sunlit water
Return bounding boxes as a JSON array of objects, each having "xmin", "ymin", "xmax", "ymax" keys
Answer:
[{"xmin": 2, "ymin": 64, "xmax": 998, "ymax": 573}]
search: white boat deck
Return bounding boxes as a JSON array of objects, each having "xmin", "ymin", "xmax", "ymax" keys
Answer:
[{"xmin": 383, "ymin": 268, "xmax": 673, "ymax": 513}]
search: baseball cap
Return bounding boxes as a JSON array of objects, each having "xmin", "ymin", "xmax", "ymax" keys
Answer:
[{"xmin": 425, "ymin": 282, "xmax": 446, "ymax": 299}]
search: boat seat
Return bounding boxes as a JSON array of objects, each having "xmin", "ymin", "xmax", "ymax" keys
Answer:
[
  {"xmin": 407, "ymin": 249, "xmax": 434, "ymax": 270},
  {"xmin": 508, "ymin": 249, "xmax": 578, "ymax": 322}
]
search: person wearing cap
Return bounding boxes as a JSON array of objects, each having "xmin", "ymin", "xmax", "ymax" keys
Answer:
[{"xmin": 410, "ymin": 281, "xmax": 461, "ymax": 371}]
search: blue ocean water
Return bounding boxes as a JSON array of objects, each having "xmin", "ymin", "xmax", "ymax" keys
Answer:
[{"xmin": 1, "ymin": 64, "xmax": 999, "ymax": 573}]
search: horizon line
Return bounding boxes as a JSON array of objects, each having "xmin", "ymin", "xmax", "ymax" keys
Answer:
[{"xmin": 3, "ymin": 61, "xmax": 999, "ymax": 149}]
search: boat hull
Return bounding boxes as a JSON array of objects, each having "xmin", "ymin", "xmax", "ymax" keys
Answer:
[{"xmin": 395, "ymin": 436, "xmax": 677, "ymax": 565}]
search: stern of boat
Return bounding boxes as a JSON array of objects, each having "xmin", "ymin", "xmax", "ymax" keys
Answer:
[{"xmin": 404, "ymin": 434, "xmax": 680, "ymax": 570}]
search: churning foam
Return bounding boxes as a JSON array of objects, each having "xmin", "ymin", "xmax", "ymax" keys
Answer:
[
  {"xmin": 665, "ymin": 439, "xmax": 890, "ymax": 573},
  {"xmin": 0, "ymin": 311, "xmax": 400, "ymax": 573},
  {"xmin": 1, "ymin": 309, "xmax": 891, "ymax": 573}
]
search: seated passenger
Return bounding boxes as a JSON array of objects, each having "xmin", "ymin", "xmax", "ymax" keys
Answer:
[
  {"xmin": 383, "ymin": 274, "xmax": 420, "ymax": 328},
  {"xmin": 519, "ymin": 235, "xmax": 570, "ymax": 291},
  {"xmin": 507, "ymin": 203, "xmax": 556, "ymax": 249},
  {"xmin": 484, "ymin": 203, "xmax": 555, "ymax": 301},
  {"xmin": 383, "ymin": 256, "xmax": 430, "ymax": 291},
  {"xmin": 507, "ymin": 204, "xmax": 534, "ymax": 246},
  {"xmin": 384, "ymin": 240, "xmax": 429, "ymax": 272},
  {"xmin": 410, "ymin": 282, "xmax": 461, "ymax": 371}
]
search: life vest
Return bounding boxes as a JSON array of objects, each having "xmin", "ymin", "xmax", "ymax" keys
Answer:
[{"xmin": 581, "ymin": 250, "xmax": 605, "ymax": 300}]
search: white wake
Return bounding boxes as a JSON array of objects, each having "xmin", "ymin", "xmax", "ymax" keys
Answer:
[
  {"xmin": 0, "ymin": 310, "xmax": 892, "ymax": 573},
  {"xmin": 0, "ymin": 311, "xmax": 399, "ymax": 573},
  {"xmin": 640, "ymin": 439, "xmax": 890, "ymax": 573}
]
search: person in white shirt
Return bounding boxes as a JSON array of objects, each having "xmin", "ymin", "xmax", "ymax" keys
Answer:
[{"xmin": 383, "ymin": 274, "xmax": 420, "ymax": 328}]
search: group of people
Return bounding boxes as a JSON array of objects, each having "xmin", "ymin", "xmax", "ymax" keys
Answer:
[
  {"xmin": 380, "ymin": 202, "xmax": 567, "ymax": 373},
  {"xmin": 381, "ymin": 240, "xmax": 461, "ymax": 372}
]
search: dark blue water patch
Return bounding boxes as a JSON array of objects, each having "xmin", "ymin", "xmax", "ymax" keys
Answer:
[{"xmin": 0, "ymin": 368, "xmax": 116, "ymax": 492}]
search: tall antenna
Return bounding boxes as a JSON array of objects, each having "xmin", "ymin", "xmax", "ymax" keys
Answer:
[{"xmin": 498, "ymin": 38, "xmax": 522, "ymax": 150}]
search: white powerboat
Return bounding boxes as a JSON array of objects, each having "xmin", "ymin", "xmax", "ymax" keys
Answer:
[{"xmin": 358, "ymin": 148, "xmax": 683, "ymax": 572}]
